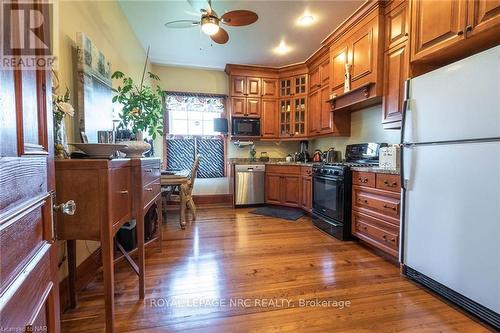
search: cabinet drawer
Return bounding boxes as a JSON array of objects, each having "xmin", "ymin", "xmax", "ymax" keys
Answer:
[
  {"xmin": 143, "ymin": 180, "xmax": 161, "ymax": 209},
  {"xmin": 352, "ymin": 186, "xmax": 401, "ymax": 221},
  {"xmin": 0, "ymin": 200, "xmax": 46, "ymax": 294},
  {"xmin": 376, "ymin": 173, "xmax": 400, "ymax": 192},
  {"xmin": 352, "ymin": 171, "xmax": 375, "ymax": 187},
  {"xmin": 142, "ymin": 166, "xmax": 160, "ymax": 186},
  {"xmin": 110, "ymin": 166, "xmax": 132, "ymax": 225},
  {"xmin": 352, "ymin": 211, "xmax": 399, "ymax": 254},
  {"xmin": 266, "ymin": 165, "xmax": 301, "ymax": 175},
  {"xmin": 300, "ymin": 166, "xmax": 312, "ymax": 176}
]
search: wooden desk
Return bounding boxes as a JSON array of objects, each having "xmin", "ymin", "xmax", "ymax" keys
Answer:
[
  {"xmin": 55, "ymin": 158, "xmax": 162, "ymax": 333},
  {"xmin": 161, "ymin": 171, "xmax": 189, "ymax": 229}
]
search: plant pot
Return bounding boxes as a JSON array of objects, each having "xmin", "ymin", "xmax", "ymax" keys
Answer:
[{"xmin": 120, "ymin": 131, "xmax": 151, "ymax": 158}]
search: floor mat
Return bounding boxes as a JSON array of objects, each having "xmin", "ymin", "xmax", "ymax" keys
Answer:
[{"xmin": 250, "ymin": 206, "xmax": 305, "ymax": 221}]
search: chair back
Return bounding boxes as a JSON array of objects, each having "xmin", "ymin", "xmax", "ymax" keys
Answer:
[{"xmin": 187, "ymin": 155, "xmax": 201, "ymax": 191}]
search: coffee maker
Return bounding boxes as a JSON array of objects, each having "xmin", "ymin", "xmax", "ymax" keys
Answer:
[{"xmin": 296, "ymin": 141, "xmax": 310, "ymax": 162}]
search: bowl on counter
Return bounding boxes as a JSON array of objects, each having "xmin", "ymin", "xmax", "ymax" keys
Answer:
[{"xmin": 69, "ymin": 143, "xmax": 127, "ymax": 158}]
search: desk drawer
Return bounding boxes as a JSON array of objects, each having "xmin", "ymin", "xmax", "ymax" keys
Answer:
[
  {"xmin": 352, "ymin": 171, "xmax": 375, "ymax": 187},
  {"xmin": 142, "ymin": 166, "xmax": 160, "ymax": 186},
  {"xmin": 143, "ymin": 180, "xmax": 161, "ymax": 209},
  {"xmin": 110, "ymin": 166, "xmax": 132, "ymax": 224}
]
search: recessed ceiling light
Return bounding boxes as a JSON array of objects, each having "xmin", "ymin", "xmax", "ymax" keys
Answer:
[
  {"xmin": 274, "ymin": 40, "xmax": 291, "ymax": 55},
  {"xmin": 298, "ymin": 13, "xmax": 315, "ymax": 26}
]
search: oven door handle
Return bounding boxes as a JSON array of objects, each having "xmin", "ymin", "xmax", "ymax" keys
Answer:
[{"xmin": 313, "ymin": 175, "xmax": 343, "ymax": 181}]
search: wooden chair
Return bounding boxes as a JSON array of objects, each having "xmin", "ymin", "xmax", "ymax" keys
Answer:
[{"xmin": 169, "ymin": 155, "xmax": 200, "ymax": 225}]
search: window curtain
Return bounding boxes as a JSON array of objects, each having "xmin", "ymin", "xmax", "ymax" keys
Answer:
[{"xmin": 164, "ymin": 92, "xmax": 226, "ymax": 179}]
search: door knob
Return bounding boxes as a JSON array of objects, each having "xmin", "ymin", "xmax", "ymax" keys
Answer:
[{"xmin": 54, "ymin": 200, "xmax": 76, "ymax": 215}]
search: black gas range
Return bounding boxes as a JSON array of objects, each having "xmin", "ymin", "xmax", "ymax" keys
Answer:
[{"xmin": 312, "ymin": 143, "xmax": 384, "ymax": 240}]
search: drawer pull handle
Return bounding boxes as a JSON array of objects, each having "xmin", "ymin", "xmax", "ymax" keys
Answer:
[
  {"xmin": 119, "ymin": 190, "xmax": 128, "ymax": 194},
  {"xmin": 144, "ymin": 169, "xmax": 153, "ymax": 172},
  {"xmin": 358, "ymin": 177, "xmax": 369, "ymax": 183},
  {"xmin": 383, "ymin": 204, "xmax": 396, "ymax": 211},
  {"xmin": 145, "ymin": 188, "xmax": 153, "ymax": 192},
  {"xmin": 391, "ymin": 238, "xmax": 396, "ymax": 242},
  {"xmin": 382, "ymin": 235, "xmax": 387, "ymax": 240},
  {"xmin": 383, "ymin": 180, "xmax": 398, "ymax": 187},
  {"xmin": 358, "ymin": 198, "xmax": 368, "ymax": 204}
]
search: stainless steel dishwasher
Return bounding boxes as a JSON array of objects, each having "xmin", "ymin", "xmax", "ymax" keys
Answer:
[{"xmin": 234, "ymin": 164, "xmax": 265, "ymax": 206}]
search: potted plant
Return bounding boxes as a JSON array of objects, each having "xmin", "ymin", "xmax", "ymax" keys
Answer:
[
  {"xmin": 52, "ymin": 73, "xmax": 75, "ymax": 159},
  {"xmin": 111, "ymin": 51, "xmax": 163, "ymax": 157}
]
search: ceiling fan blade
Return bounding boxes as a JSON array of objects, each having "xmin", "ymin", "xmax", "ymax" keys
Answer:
[
  {"xmin": 164, "ymin": 19, "xmax": 200, "ymax": 29},
  {"xmin": 211, "ymin": 27, "xmax": 229, "ymax": 44},
  {"xmin": 187, "ymin": 0, "xmax": 212, "ymax": 14},
  {"xmin": 221, "ymin": 10, "xmax": 258, "ymax": 26}
]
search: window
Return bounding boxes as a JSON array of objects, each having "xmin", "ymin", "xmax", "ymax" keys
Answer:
[{"xmin": 164, "ymin": 92, "xmax": 226, "ymax": 178}]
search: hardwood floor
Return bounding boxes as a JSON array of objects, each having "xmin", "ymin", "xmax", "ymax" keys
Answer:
[{"xmin": 60, "ymin": 207, "xmax": 491, "ymax": 332}]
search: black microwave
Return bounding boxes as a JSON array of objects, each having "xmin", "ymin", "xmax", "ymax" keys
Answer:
[{"xmin": 232, "ymin": 118, "xmax": 260, "ymax": 136}]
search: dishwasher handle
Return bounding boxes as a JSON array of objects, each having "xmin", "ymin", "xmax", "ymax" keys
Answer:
[{"xmin": 235, "ymin": 164, "xmax": 266, "ymax": 172}]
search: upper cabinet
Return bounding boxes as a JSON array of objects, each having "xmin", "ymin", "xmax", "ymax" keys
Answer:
[
  {"xmin": 410, "ymin": 0, "xmax": 500, "ymax": 64},
  {"xmin": 308, "ymin": 53, "xmax": 330, "ymax": 93},
  {"xmin": 262, "ymin": 79, "xmax": 278, "ymax": 98},
  {"xmin": 410, "ymin": 0, "xmax": 467, "ymax": 62},
  {"xmin": 328, "ymin": 4, "xmax": 384, "ymax": 110},
  {"xmin": 385, "ymin": 0, "xmax": 409, "ymax": 49},
  {"xmin": 230, "ymin": 76, "xmax": 261, "ymax": 97}
]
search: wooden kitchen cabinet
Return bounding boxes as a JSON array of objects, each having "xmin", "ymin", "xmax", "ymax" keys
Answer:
[
  {"xmin": 382, "ymin": 42, "xmax": 409, "ymax": 128},
  {"xmin": 351, "ymin": 171, "xmax": 401, "ymax": 259},
  {"xmin": 309, "ymin": 56, "xmax": 330, "ymax": 93},
  {"xmin": 308, "ymin": 89, "xmax": 321, "ymax": 135},
  {"xmin": 319, "ymin": 85, "xmax": 333, "ymax": 133},
  {"xmin": 262, "ymin": 78, "xmax": 278, "ymax": 97},
  {"xmin": 280, "ymin": 78, "xmax": 293, "ymax": 97},
  {"xmin": 330, "ymin": 44, "xmax": 349, "ymax": 95},
  {"xmin": 300, "ymin": 166, "xmax": 313, "ymax": 212},
  {"xmin": 230, "ymin": 76, "xmax": 246, "ymax": 96},
  {"xmin": 246, "ymin": 98, "xmax": 261, "ymax": 117},
  {"xmin": 231, "ymin": 97, "xmax": 246, "ymax": 117},
  {"xmin": 247, "ymin": 77, "xmax": 261, "ymax": 97},
  {"xmin": 230, "ymin": 96, "xmax": 261, "ymax": 118},
  {"xmin": 261, "ymin": 98, "xmax": 279, "ymax": 138},
  {"xmin": 411, "ymin": 0, "xmax": 467, "ymax": 62},
  {"xmin": 385, "ymin": 0, "xmax": 409, "ymax": 50},
  {"xmin": 410, "ymin": 0, "xmax": 500, "ymax": 64},
  {"xmin": 265, "ymin": 165, "xmax": 302, "ymax": 208},
  {"xmin": 309, "ymin": 67, "xmax": 320, "ymax": 92}
]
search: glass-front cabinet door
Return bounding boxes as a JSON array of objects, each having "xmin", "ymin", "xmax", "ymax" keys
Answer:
[
  {"xmin": 294, "ymin": 75, "xmax": 307, "ymax": 96},
  {"xmin": 280, "ymin": 99, "xmax": 291, "ymax": 136},
  {"xmin": 293, "ymin": 97, "xmax": 306, "ymax": 136},
  {"xmin": 280, "ymin": 78, "xmax": 292, "ymax": 97}
]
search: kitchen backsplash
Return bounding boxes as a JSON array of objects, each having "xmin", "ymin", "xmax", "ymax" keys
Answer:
[
  {"xmin": 227, "ymin": 140, "xmax": 301, "ymax": 159},
  {"xmin": 310, "ymin": 106, "xmax": 400, "ymax": 159}
]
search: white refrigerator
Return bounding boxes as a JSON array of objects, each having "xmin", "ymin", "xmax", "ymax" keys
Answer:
[{"xmin": 401, "ymin": 46, "xmax": 500, "ymax": 328}]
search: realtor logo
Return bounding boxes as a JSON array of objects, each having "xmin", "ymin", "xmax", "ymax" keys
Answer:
[{"xmin": 1, "ymin": 0, "xmax": 55, "ymax": 69}]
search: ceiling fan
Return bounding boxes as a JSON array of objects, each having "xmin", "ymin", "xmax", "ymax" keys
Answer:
[{"xmin": 164, "ymin": 0, "xmax": 258, "ymax": 44}]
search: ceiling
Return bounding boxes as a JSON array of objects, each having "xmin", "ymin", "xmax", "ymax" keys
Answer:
[{"xmin": 119, "ymin": 0, "xmax": 364, "ymax": 70}]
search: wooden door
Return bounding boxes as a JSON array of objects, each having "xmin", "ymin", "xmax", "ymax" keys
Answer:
[
  {"xmin": 265, "ymin": 174, "xmax": 282, "ymax": 204},
  {"xmin": 282, "ymin": 175, "xmax": 300, "ymax": 207},
  {"xmin": 320, "ymin": 58, "xmax": 330, "ymax": 86},
  {"xmin": 0, "ymin": 3, "xmax": 60, "ymax": 330},
  {"xmin": 230, "ymin": 76, "xmax": 246, "ymax": 96},
  {"xmin": 261, "ymin": 99, "xmax": 278, "ymax": 137},
  {"xmin": 382, "ymin": 42, "xmax": 409, "ymax": 128},
  {"xmin": 300, "ymin": 176, "xmax": 312, "ymax": 211},
  {"xmin": 308, "ymin": 89, "xmax": 321, "ymax": 135},
  {"xmin": 466, "ymin": 0, "xmax": 500, "ymax": 37},
  {"xmin": 309, "ymin": 66, "xmax": 320, "ymax": 92},
  {"xmin": 231, "ymin": 97, "xmax": 246, "ymax": 117},
  {"xmin": 246, "ymin": 77, "xmax": 261, "ymax": 97},
  {"xmin": 319, "ymin": 85, "xmax": 333, "ymax": 133},
  {"xmin": 411, "ymin": 0, "xmax": 467, "ymax": 62},
  {"xmin": 261, "ymin": 79, "xmax": 278, "ymax": 98},
  {"xmin": 330, "ymin": 44, "xmax": 349, "ymax": 94},
  {"xmin": 246, "ymin": 98, "xmax": 261, "ymax": 117}
]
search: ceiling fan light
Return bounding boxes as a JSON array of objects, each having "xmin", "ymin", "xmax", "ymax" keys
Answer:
[{"xmin": 201, "ymin": 16, "xmax": 220, "ymax": 36}]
